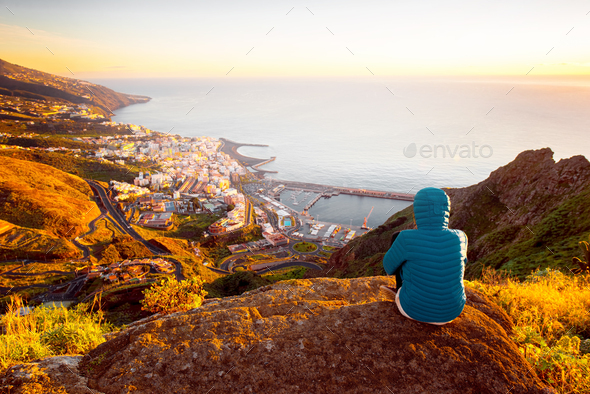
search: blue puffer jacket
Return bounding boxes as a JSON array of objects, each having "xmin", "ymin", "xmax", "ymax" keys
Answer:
[{"xmin": 383, "ymin": 187, "xmax": 467, "ymax": 323}]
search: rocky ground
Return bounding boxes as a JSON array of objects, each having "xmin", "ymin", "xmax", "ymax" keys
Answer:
[{"xmin": 1, "ymin": 276, "xmax": 553, "ymax": 394}]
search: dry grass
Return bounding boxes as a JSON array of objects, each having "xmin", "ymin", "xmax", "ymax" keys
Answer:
[
  {"xmin": 467, "ymin": 267, "xmax": 590, "ymax": 393},
  {"xmin": 12, "ymin": 261, "xmax": 84, "ymax": 274},
  {"xmin": 0, "ymin": 273, "xmax": 74, "ymax": 287},
  {"xmin": 0, "ymin": 156, "xmax": 99, "ymax": 239},
  {"xmin": 0, "ymin": 295, "xmax": 112, "ymax": 371}
]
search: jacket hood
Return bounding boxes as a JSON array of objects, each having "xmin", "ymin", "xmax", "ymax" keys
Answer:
[{"xmin": 413, "ymin": 187, "xmax": 450, "ymax": 229}]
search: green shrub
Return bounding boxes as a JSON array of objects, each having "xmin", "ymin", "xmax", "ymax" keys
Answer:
[{"xmin": 204, "ymin": 271, "xmax": 270, "ymax": 298}]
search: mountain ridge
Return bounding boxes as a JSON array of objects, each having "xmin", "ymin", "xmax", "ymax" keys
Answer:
[
  {"xmin": 0, "ymin": 58, "xmax": 150, "ymax": 118},
  {"xmin": 317, "ymin": 148, "xmax": 590, "ymax": 279}
]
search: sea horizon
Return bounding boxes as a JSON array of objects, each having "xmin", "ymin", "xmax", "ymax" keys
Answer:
[{"xmin": 95, "ymin": 76, "xmax": 589, "ymax": 196}]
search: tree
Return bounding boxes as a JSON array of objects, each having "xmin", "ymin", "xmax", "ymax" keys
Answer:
[
  {"xmin": 227, "ymin": 204, "xmax": 235, "ymax": 212},
  {"xmin": 141, "ymin": 277, "xmax": 208, "ymax": 314},
  {"xmin": 99, "ymin": 244, "xmax": 120, "ymax": 266},
  {"xmin": 191, "ymin": 197, "xmax": 201, "ymax": 210}
]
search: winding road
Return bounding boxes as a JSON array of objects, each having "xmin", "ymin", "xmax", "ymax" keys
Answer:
[
  {"xmin": 86, "ymin": 180, "xmax": 167, "ymax": 256},
  {"xmin": 0, "ymin": 180, "xmax": 187, "ymax": 297},
  {"xmin": 1, "ymin": 176, "xmax": 331, "ymax": 300},
  {"xmin": 254, "ymin": 261, "xmax": 325, "ymax": 274}
]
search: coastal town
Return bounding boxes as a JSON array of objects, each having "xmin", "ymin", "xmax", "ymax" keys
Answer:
[
  {"xmin": 0, "ymin": 61, "xmax": 411, "ymax": 324},
  {"xmin": 2, "ymin": 8, "xmax": 590, "ymax": 390},
  {"xmin": 0, "ymin": 109, "xmax": 394, "ymax": 308}
]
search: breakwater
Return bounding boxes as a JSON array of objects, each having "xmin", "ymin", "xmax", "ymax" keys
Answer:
[{"xmin": 273, "ymin": 179, "xmax": 415, "ymax": 202}]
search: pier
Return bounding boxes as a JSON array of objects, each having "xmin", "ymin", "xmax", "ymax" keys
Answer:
[
  {"xmin": 302, "ymin": 192, "xmax": 324, "ymax": 213},
  {"xmin": 251, "ymin": 156, "xmax": 277, "ymax": 173},
  {"xmin": 272, "ymin": 179, "xmax": 415, "ymax": 202}
]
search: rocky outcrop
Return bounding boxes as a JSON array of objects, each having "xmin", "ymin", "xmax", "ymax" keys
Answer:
[
  {"xmin": 324, "ymin": 148, "xmax": 590, "ymax": 278},
  {"xmin": 2, "ymin": 277, "xmax": 553, "ymax": 393},
  {"xmin": 446, "ymin": 148, "xmax": 590, "ymax": 261}
]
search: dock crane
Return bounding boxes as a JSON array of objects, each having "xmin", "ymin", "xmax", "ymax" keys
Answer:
[{"xmin": 361, "ymin": 206, "xmax": 374, "ymax": 230}]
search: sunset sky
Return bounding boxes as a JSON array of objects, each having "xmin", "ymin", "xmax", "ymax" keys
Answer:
[{"xmin": 1, "ymin": 0, "xmax": 589, "ymax": 78}]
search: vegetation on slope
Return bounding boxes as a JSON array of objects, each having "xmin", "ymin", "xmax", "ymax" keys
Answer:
[
  {"xmin": 148, "ymin": 237, "xmax": 220, "ymax": 282},
  {"xmin": 0, "ymin": 295, "xmax": 112, "ymax": 370},
  {"xmin": 132, "ymin": 213, "xmax": 220, "ymax": 241},
  {"xmin": 0, "ymin": 156, "xmax": 98, "ymax": 239},
  {"xmin": 468, "ymin": 268, "xmax": 590, "ymax": 393},
  {"xmin": 473, "ymin": 187, "xmax": 590, "ymax": 277},
  {"xmin": 0, "ymin": 220, "xmax": 81, "ymax": 260},
  {"xmin": 204, "ymin": 270, "xmax": 271, "ymax": 298},
  {"xmin": 0, "ymin": 118, "xmax": 133, "ymax": 137},
  {"xmin": 0, "ymin": 58, "xmax": 150, "ymax": 117},
  {"xmin": 0, "ymin": 148, "xmax": 142, "ymax": 183},
  {"xmin": 93, "ymin": 235, "xmax": 152, "ymax": 267},
  {"xmin": 0, "ymin": 135, "xmax": 95, "ymax": 150},
  {"xmin": 141, "ymin": 277, "xmax": 207, "ymax": 314}
]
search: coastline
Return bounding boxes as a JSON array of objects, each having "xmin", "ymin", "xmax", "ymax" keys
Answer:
[
  {"xmin": 219, "ymin": 138, "xmax": 277, "ymax": 174},
  {"xmin": 218, "ymin": 138, "xmax": 414, "ymax": 200},
  {"xmin": 107, "ymin": 93, "xmax": 151, "ymax": 119}
]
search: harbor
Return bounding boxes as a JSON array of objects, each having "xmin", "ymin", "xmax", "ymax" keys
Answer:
[
  {"xmin": 276, "ymin": 189, "xmax": 414, "ymax": 232},
  {"xmin": 291, "ymin": 217, "xmax": 371, "ymax": 244},
  {"xmin": 223, "ymin": 139, "xmax": 415, "ymax": 229},
  {"xmin": 269, "ymin": 179, "xmax": 415, "ymax": 201},
  {"xmin": 264, "ymin": 179, "xmax": 414, "ymax": 217}
]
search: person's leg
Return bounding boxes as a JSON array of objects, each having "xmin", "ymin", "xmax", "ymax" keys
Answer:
[
  {"xmin": 395, "ymin": 289, "xmax": 412, "ymax": 319},
  {"xmin": 379, "ymin": 284, "xmax": 397, "ymax": 301},
  {"xmin": 380, "ymin": 267, "xmax": 402, "ymax": 301},
  {"xmin": 395, "ymin": 290, "xmax": 452, "ymax": 325},
  {"xmin": 394, "ymin": 267, "xmax": 403, "ymax": 291}
]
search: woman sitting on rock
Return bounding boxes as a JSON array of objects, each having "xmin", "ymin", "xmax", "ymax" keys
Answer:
[{"xmin": 380, "ymin": 187, "xmax": 468, "ymax": 325}]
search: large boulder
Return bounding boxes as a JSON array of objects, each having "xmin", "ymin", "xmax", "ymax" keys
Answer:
[{"xmin": 2, "ymin": 277, "xmax": 553, "ymax": 393}]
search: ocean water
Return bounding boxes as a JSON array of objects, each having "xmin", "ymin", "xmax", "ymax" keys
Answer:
[{"xmin": 94, "ymin": 77, "xmax": 590, "ymax": 225}]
